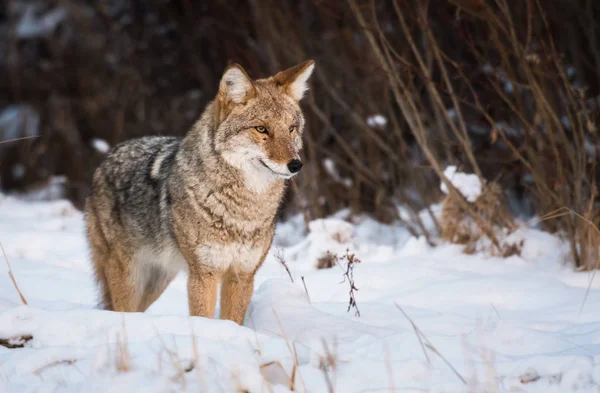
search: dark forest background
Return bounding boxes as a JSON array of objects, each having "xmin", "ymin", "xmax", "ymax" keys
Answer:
[{"xmin": 1, "ymin": 0, "xmax": 600, "ymax": 266}]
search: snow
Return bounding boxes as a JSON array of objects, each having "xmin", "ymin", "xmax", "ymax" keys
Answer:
[
  {"xmin": 17, "ymin": 176, "xmax": 67, "ymax": 202},
  {"xmin": 11, "ymin": 164, "xmax": 25, "ymax": 180},
  {"xmin": 2, "ymin": 193, "xmax": 600, "ymax": 392},
  {"xmin": 91, "ymin": 139, "xmax": 111, "ymax": 154},
  {"xmin": 440, "ymin": 165, "xmax": 483, "ymax": 202},
  {"xmin": 323, "ymin": 159, "xmax": 352, "ymax": 187},
  {"xmin": 367, "ymin": 114, "xmax": 387, "ymax": 128},
  {"xmin": 16, "ymin": 5, "xmax": 66, "ymax": 39}
]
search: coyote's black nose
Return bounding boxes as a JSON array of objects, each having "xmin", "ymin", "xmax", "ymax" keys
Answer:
[{"xmin": 287, "ymin": 159, "xmax": 303, "ymax": 173}]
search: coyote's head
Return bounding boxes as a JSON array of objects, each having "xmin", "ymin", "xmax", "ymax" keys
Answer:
[{"xmin": 211, "ymin": 60, "xmax": 315, "ymax": 189}]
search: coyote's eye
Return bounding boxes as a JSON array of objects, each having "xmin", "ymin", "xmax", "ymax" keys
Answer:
[
  {"xmin": 255, "ymin": 126, "xmax": 268, "ymax": 134},
  {"xmin": 289, "ymin": 125, "xmax": 296, "ymax": 133}
]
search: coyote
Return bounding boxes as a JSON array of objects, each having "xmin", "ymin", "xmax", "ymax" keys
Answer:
[{"xmin": 85, "ymin": 60, "xmax": 315, "ymax": 324}]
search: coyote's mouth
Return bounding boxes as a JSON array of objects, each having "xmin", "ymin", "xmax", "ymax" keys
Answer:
[{"xmin": 259, "ymin": 159, "xmax": 294, "ymax": 179}]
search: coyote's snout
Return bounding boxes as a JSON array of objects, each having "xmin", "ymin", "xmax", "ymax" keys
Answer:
[{"xmin": 85, "ymin": 60, "xmax": 315, "ymax": 324}]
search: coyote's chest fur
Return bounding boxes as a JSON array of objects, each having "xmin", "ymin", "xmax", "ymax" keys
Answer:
[
  {"xmin": 170, "ymin": 159, "xmax": 284, "ymax": 274},
  {"xmin": 85, "ymin": 59, "xmax": 315, "ymax": 324}
]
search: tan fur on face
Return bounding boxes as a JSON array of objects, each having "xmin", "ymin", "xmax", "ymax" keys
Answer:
[
  {"xmin": 214, "ymin": 69, "xmax": 312, "ymax": 180},
  {"xmin": 86, "ymin": 60, "xmax": 315, "ymax": 325}
]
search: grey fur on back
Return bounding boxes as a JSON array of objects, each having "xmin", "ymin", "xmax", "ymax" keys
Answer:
[{"xmin": 94, "ymin": 136, "xmax": 180, "ymax": 246}]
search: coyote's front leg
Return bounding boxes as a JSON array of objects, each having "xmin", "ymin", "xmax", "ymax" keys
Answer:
[
  {"xmin": 219, "ymin": 269, "xmax": 255, "ymax": 324},
  {"xmin": 187, "ymin": 265, "xmax": 219, "ymax": 318}
]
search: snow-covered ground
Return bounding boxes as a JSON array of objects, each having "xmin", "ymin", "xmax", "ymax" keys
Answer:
[{"xmin": 2, "ymin": 192, "xmax": 600, "ymax": 393}]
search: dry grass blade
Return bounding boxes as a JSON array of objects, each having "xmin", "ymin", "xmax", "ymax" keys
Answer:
[
  {"xmin": 188, "ymin": 320, "xmax": 205, "ymax": 387},
  {"xmin": 33, "ymin": 359, "xmax": 77, "ymax": 375},
  {"xmin": 525, "ymin": 207, "xmax": 584, "ymax": 228},
  {"xmin": 272, "ymin": 310, "xmax": 307, "ymax": 393},
  {"xmin": 423, "ymin": 341, "xmax": 467, "ymax": 385},
  {"xmin": 290, "ymin": 344, "xmax": 298, "ymax": 392},
  {"xmin": 581, "ymin": 269, "xmax": 598, "ymax": 316},
  {"xmin": 318, "ymin": 337, "xmax": 337, "ymax": 393},
  {"xmin": 396, "ymin": 304, "xmax": 466, "ymax": 385},
  {"xmin": 115, "ymin": 316, "xmax": 132, "ymax": 372},
  {"xmin": 301, "ymin": 276, "xmax": 311, "ymax": 303},
  {"xmin": 0, "ymin": 136, "xmax": 40, "ymax": 145},
  {"xmin": 0, "ymin": 239, "xmax": 27, "ymax": 305},
  {"xmin": 275, "ymin": 248, "xmax": 294, "ymax": 283},
  {"xmin": 154, "ymin": 328, "xmax": 187, "ymax": 387},
  {"xmin": 395, "ymin": 304, "xmax": 430, "ymax": 364}
]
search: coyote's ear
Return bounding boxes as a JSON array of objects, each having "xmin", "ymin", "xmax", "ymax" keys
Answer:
[
  {"xmin": 218, "ymin": 64, "xmax": 256, "ymax": 104},
  {"xmin": 273, "ymin": 60, "xmax": 315, "ymax": 101}
]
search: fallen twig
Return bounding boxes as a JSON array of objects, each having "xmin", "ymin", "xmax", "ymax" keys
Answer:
[{"xmin": 0, "ymin": 239, "xmax": 27, "ymax": 305}]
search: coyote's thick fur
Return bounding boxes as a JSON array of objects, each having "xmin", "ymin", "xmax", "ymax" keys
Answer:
[{"xmin": 85, "ymin": 60, "xmax": 315, "ymax": 324}]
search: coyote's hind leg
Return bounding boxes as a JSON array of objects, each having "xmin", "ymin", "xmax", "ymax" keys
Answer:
[{"xmin": 101, "ymin": 252, "xmax": 142, "ymax": 312}]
